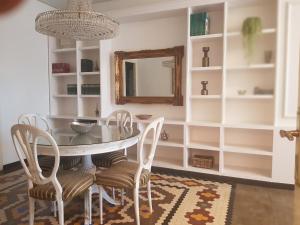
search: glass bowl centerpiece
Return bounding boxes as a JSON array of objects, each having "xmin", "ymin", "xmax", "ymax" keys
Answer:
[{"xmin": 70, "ymin": 119, "xmax": 97, "ymax": 134}]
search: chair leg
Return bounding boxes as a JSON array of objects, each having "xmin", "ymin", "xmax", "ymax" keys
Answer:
[
  {"xmin": 112, "ymin": 187, "xmax": 116, "ymax": 200},
  {"xmin": 56, "ymin": 199, "xmax": 64, "ymax": 225},
  {"xmin": 147, "ymin": 181, "xmax": 153, "ymax": 213},
  {"xmin": 124, "ymin": 148, "xmax": 127, "ymax": 156},
  {"xmin": 28, "ymin": 197, "xmax": 35, "ymax": 225},
  {"xmin": 53, "ymin": 201, "xmax": 57, "ymax": 217},
  {"xmin": 121, "ymin": 189, "xmax": 125, "ymax": 205},
  {"xmin": 88, "ymin": 188, "xmax": 92, "ymax": 225},
  {"xmin": 99, "ymin": 186, "xmax": 103, "ymax": 224},
  {"xmin": 133, "ymin": 187, "xmax": 140, "ymax": 225},
  {"xmin": 84, "ymin": 187, "xmax": 92, "ymax": 225}
]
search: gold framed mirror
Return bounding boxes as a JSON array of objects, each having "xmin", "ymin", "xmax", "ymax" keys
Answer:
[{"xmin": 114, "ymin": 46, "xmax": 184, "ymax": 106}]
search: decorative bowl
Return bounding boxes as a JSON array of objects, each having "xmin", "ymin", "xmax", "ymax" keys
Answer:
[
  {"xmin": 237, "ymin": 90, "xmax": 247, "ymax": 95},
  {"xmin": 135, "ymin": 114, "xmax": 152, "ymax": 120},
  {"xmin": 70, "ymin": 120, "xmax": 96, "ymax": 134}
]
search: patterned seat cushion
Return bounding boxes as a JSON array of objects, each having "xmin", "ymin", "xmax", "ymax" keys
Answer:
[
  {"xmin": 91, "ymin": 151, "xmax": 127, "ymax": 168},
  {"xmin": 38, "ymin": 156, "xmax": 81, "ymax": 173},
  {"xmin": 29, "ymin": 170, "xmax": 94, "ymax": 201},
  {"xmin": 95, "ymin": 161, "xmax": 151, "ymax": 189}
]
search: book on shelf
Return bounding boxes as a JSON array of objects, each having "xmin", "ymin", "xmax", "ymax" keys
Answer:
[{"xmin": 190, "ymin": 12, "xmax": 209, "ymax": 36}]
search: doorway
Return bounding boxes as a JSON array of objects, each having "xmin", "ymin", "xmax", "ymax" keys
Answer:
[{"xmin": 125, "ymin": 62, "xmax": 137, "ymax": 97}]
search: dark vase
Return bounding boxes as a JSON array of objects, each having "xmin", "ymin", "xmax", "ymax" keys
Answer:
[
  {"xmin": 202, "ymin": 47, "xmax": 210, "ymax": 67},
  {"xmin": 201, "ymin": 81, "xmax": 208, "ymax": 95}
]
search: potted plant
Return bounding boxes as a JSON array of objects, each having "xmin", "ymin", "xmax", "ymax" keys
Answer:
[{"xmin": 241, "ymin": 17, "xmax": 262, "ymax": 61}]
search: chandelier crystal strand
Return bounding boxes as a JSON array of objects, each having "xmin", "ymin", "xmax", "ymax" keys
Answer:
[{"xmin": 35, "ymin": 0, "xmax": 119, "ymax": 40}]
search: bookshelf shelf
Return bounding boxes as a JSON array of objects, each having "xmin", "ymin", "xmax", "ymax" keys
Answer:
[{"xmin": 48, "ymin": 38, "xmax": 102, "ymax": 119}]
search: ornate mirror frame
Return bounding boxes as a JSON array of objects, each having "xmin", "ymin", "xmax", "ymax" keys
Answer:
[{"xmin": 115, "ymin": 46, "xmax": 184, "ymax": 106}]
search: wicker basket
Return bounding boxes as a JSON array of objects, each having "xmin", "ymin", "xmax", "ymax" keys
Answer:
[{"xmin": 191, "ymin": 155, "xmax": 214, "ymax": 169}]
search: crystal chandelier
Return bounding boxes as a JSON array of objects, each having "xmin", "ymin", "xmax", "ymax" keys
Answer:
[{"xmin": 35, "ymin": 0, "xmax": 119, "ymax": 41}]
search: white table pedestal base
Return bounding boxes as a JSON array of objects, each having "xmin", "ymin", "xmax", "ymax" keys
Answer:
[{"xmin": 83, "ymin": 155, "xmax": 120, "ymax": 225}]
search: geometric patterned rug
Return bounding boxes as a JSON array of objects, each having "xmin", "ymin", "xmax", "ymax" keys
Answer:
[{"xmin": 0, "ymin": 169, "xmax": 233, "ymax": 225}]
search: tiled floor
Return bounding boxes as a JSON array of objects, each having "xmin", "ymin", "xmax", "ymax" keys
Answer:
[
  {"xmin": 232, "ymin": 184, "xmax": 298, "ymax": 225},
  {"xmin": 1, "ymin": 168, "xmax": 299, "ymax": 225}
]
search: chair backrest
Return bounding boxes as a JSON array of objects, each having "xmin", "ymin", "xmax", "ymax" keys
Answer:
[
  {"xmin": 134, "ymin": 117, "xmax": 164, "ymax": 185},
  {"xmin": 11, "ymin": 124, "xmax": 62, "ymax": 192},
  {"xmin": 18, "ymin": 113, "xmax": 50, "ymax": 132},
  {"xmin": 106, "ymin": 110, "xmax": 133, "ymax": 128}
]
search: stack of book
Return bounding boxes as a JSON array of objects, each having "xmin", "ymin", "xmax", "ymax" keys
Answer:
[
  {"xmin": 81, "ymin": 84, "xmax": 100, "ymax": 95},
  {"xmin": 190, "ymin": 12, "xmax": 209, "ymax": 36},
  {"xmin": 67, "ymin": 84, "xmax": 77, "ymax": 95}
]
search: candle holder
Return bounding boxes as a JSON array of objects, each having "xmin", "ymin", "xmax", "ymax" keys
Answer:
[
  {"xmin": 202, "ymin": 47, "xmax": 210, "ymax": 67},
  {"xmin": 201, "ymin": 81, "xmax": 208, "ymax": 95},
  {"xmin": 95, "ymin": 104, "xmax": 100, "ymax": 117},
  {"xmin": 160, "ymin": 130, "xmax": 169, "ymax": 141},
  {"xmin": 264, "ymin": 50, "xmax": 272, "ymax": 63}
]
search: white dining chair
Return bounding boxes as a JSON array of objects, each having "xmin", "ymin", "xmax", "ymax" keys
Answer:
[
  {"xmin": 105, "ymin": 110, "xmax": 133, "ymax": 128},
  {"xmin": 18, "ymin": 113, "xmax": 50, "ymax": 132},
  {"xmin": 18, "ymin": 113, "xmax": 81, "ymax": 172},
  {"xmin": 18, "ymin": 113, "xmax": 82, "ymax": 217},
  {"xmin": 91, "ymin": 110, "xmax": 133, "ymax": 202},
  {"xmin": 11, "ymin": 124, "xmax": 93, "ymax": 225},
  {"xmin": 92, "ymin": 110, "xmax": 133, "ymax": 168},
  {"xmin": 95, "ymin": 117, "xmax": 164, "ymax": 225},
  {"xmin": 106, "ymin": 110, "xmax": 133, "ymax": 157}
]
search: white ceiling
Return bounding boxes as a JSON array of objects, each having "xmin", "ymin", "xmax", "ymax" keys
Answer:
[
  {"xmin": 39, "ymin": 0, "xmax": 114, "ymax": 9},
  {"xmin": 39, "ymin": 0, "xmax": 171, "ymax": 12},
  {"xmin": 40, "ymin": 0, "xmax": 275, "ymax": 10}
]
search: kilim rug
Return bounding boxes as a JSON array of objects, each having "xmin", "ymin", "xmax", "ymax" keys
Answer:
[{"xmin": 0, "ymin": 169, "xmax": 233, "ymax": 225}]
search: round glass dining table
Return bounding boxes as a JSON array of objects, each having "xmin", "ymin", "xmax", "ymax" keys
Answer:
[
  {"xmin": 37, "ymin": 125, "xmax": 140, "ymax": 171},
  {"xmin": 37, "ymin": 124, "xmax": 140, "ymax": 224}
]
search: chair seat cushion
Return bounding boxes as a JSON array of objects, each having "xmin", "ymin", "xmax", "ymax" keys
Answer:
[
  {"xmin": 95, "ymin": 161, "xmax": 150, "ymax": 189},
  {"xmin": 91, "ymin": 151, "xmax": 127, "ymax": 168},
  {"xmin": 29, "ymin": 170, "xmax": 94, "ymax": 201},
  {"xmin": 38, "ymin": 156, "xmax": 81, "ymax": 172}
]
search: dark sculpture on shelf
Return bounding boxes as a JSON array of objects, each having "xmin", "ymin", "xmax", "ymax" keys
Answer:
[
  {"xmin": 201, "ymin": 81, "xmax": 208, "ymax": 95},
  {"xmin": 160, "ymin": 130, "xmax": 169, "ymax": 141},
  {"xmin": 202, "ymin": 47, "xmax": 210, "ymax": 67}
]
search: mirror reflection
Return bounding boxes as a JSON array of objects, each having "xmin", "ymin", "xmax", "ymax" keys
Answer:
[{"xmin": 123, "ymin": 56, "xmax": 175, "ymax": 97}]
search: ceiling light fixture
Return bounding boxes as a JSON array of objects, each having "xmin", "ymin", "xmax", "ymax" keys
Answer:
[{"xmin": 35, "ymin": 0, "xmax": 119, "ymax": 40}]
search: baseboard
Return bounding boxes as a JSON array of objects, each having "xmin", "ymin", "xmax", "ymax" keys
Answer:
[
  {"xmin": 3, "ymin": 160, "xmax": 23, "ymax": 173},
  {"xmin": 3, "ymin": 160, "xmax": 294, "ymax": 190},
  {"xmin": 152, "ymin": 166, "xmax": 295, "ymax": 190}
]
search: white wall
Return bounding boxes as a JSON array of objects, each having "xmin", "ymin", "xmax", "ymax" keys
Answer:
[
  {"xmin": 0, "ymin": 1, "xmax": 52, "ymax": 167},
  {"xmin": 106, "ymin": 14, "xmax": 187, "ymax": 120},
  {"xmin": 93, "ymin": 0, "xmax": 175, "ymax": 13},
  {"xmin": 273, "ymin": 0, "xmax": 299, "ymax": 128}
]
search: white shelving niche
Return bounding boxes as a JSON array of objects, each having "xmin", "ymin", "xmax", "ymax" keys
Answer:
[
  {"xmin": 185, "ymin": 0, "xmax": 278, "ymax": 182},
  {"xmin": 225, "ymin": 0, "xmax": 276, "ymax": 128},
  {"xmin": 47, "ymin": 0, "xmax": 296, "ymax": 185},
  {"xmin": 127, "ymin": 120, "xmax": 185, "ymax": 170},
  {"xmin": 48, "ymin": 38, "xmax": 102, "ymax": 121}
]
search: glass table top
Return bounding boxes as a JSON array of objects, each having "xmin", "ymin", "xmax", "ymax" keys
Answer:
[{"xmin": 38, "ymin": 125, "xmax": 140, "ymax": 147}]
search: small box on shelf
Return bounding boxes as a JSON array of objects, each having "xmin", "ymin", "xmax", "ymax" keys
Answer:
[
  {"xmin": 81, "ymin": 59, "xmax": 93, "ymax": 72},
  {"xmin": 52, "ymin": 63, "xmax": 70, "ymax": 73},
  {"xmin": 67, "ymin": 84, "xmax": 77, "ymax": 95},
  {"xmin": 81, "ymin": 84, "xmax": 100, "ymax": 95},
  {"xmin": 253, "ymin": 87, "xmax": 274, "ymax": 95}
]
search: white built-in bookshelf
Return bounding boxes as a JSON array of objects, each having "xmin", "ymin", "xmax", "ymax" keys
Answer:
[
  {"xmin": 123, "ymin": 0, "xmax": 279, "ymax": 183},
  {"xmin": 184, "ymin": 1, "xmax": 277, "ymax": 181},
  {"xmin": 47, "ymin": 0, "xmax": 295, "ymax": 184},
  {"xmin": 48, "ymin": 38, "xmax": 102, "ymax": 121}
]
